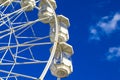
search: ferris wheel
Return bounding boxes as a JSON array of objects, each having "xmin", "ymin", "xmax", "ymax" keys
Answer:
[{"xmin": 0, "ymin": 0, "xmax": 74, "ymax": 80}]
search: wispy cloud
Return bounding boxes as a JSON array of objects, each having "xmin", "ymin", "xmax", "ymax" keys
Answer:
[
  {"xmin": 89, "ymin": 27, "xmax": 101, "ymax": 41},
  {"xmin": 97, "ymin": 13, "xmax": 120, "ymax": 34},
  {"xmin": 89, "ymin": 13, "xmax": 120, "ymax": 41},
  {"xmin": 106, "ymin": 47, "xmax": 120, "ymax": 61}
]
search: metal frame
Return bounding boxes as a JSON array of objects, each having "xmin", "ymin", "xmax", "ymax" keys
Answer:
[{"xmin": 0, "ymin": 0, "xmax": 72, "ymax": 80}]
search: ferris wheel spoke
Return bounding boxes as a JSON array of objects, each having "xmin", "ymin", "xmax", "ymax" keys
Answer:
[
  {"xmin": 15, "ymin": 76, "xmax": 18, "ymax": 80},
  {"xmin": 20, "ymin": 41, "xmax": 52, "ymax": 46},
  {"xmin": 17, "ymin": 46, "xmax": 33, "ymax": 55},
  {"xmin": 11, "ymin": 2, "xmax": 16, "ymax": 11},
  {"xmin": 2, "ymin": 20, "xmax": 10, "ymax": 28},
  {"xmin": 0, "ymin": 17, "xmax": 48, "ymax": 36},
  {"xmin": 0, "ymin": 55, "xmax": 48, "ymax": 65},
  {"xmin": 15, "ymin": 55, "xmax": 44, "ymax": 62},
  {"xmin": 0, "ymin": 43, "xmax": 16, "ymax": 44},
  {"xmin": 35, "ymin": 5, "xmax": 41, "ymax": 11},
  {"xmin": 18, "ymin": 42, "xmax": 51, "ymax": 47},
  {"xmin": 0, "ymin": 0, "xmax": 41, "ymax": 22},
  {"xmin": 0, "ymin": 20, "xmax": 41, "ymax": 39},
  {"xmin": 2, "ymin": 17, "xmax": 18, "ymax": 80},
  {"xmin": 9, "ymin": 48, "xmax": 20, "ymax": 62},
  {"xmin": 11, "ymin": 10, "xmax": 24, "ymax": 23},
  {"xmin": 0, "ymin": 19, "xmax": 40, "ymax": 36},
  {"xmin": 0, "ymin": 58, "xmax": 14, "ymax": 63},
  {"xmin": 11, "ymin": 22, "xmax": 27, "ymax": 25},
  {"xmin": 0, "ymin": 32, "xmax": 49, "ymax": 64},
  {"xmin": 13, "ymin": 17, "xmax": 47, "ymax": 33},
  {"xmin": 0, "ymin": 42, "xmax": 52, "ymax": 51},
  {"xmin": 0, "ymin": 49, "xmax": 9, "ymax": 62},
  {"xmin": 0, "ymin": 10, "xmax": 24, "ymax": 27},
  {"xmin": 0, "ymin": 28, "xmax": 12, "ymax": 63},
  {"xmin": 0, "ymin": 5, "xmax": 30, "ymax": 21},
  {"xmin": 0, "ymin": 61, "xmax": 48, "ymax": 65},
  {"xmin": 0, "ymin": 48, "xmax": 15, "ymax": 63},
  {"xmin": 7, "ymin": 34, "xmax": 20, "ymax": 80},
  {"xmin": 0, "ymin": 8, "xmax": 22, "ymax": 21},
  {"xmin": 7, "ymin": 40, "xmax": 24, "ymax": 79},
  {"xmin": 0, "ymin": 70, "xmax": 38, "ymax": 80},
  {"xmin": 0, "ymin": 54, "xmax": 48, "ymax": 65},
  {"xmin": 16, "ymin": 24, "xmax": 34, "ymax": 36},
  {"xmin": 1, "ymin": 75, "xmax": 18, "ymax": 79},
  {"xmin": 16, "ymin": 36, "xmax": 49, "ymax": 39},
  {"xmin": 2, "ymin": 4, "xmax": 10, "ymax": 14},
  {"xmin": 14, "ymin": 36, "xmax": 50, "ymax": 55},
  {"xmin": 0, "ymin": 5, "xmax": 4, "ymax": 10},
  {"xmin": 0, "ymin": 13, "xmax": 10, "ymax": 28},
  {"xmin": 13, "ymin": 0, "xmax": 41, "ymax": 5},
  {"xmin": 24, "ymin": 11, "xmax": 36, "ymax": 36},
  {"xmin": 0, "ymin": 0, "xmax": 14, "ymax": 7},
  {"xmin": 6, "ymin": 62, "xmax": 16, "ymax": 79},
  {"xmin": 18, "ymin": 35, "xmax": 50, "ymax": 44},
  {"xmin": 28, "ymin": 47, "xmax": 35, "ymax": 60},
  {"xmin": 0, "ymin": 31, "xmax": 12, "ymax": 39}
]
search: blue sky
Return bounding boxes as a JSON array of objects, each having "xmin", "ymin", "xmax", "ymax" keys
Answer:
[
  {"xmin": 1, "ymin": 0, "xmax": 120, "ymax": 80},
  {"xmin": 56, "ymin": 0, "xmax": 120, "ymax": 80}
]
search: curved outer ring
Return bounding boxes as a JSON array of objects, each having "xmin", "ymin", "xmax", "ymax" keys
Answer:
[{"xmin": 39, "ymin": 0, "xmax": 59, "ymax": 80}]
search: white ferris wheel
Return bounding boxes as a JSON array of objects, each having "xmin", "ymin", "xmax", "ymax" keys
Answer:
[{"xmin": 0, "ymin": 0, "xmax": 74, "ymax": 80}]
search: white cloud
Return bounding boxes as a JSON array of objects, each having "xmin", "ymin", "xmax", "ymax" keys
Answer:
[
  {"xmin": 89, "ymin": 27, "xmax": 101, "ymax": 41},
  {"xmin": 89, "ymin": 13, "xmax": 120, "ymax": 41},
  {"xmin": 97, "ymin": 13, "xmax": 120, "ymax": 34},
  {"xmin": 106, "ymin": 47, "xmax": 120, "ymax": 61}
]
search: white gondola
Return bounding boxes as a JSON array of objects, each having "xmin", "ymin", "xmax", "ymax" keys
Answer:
[
  {"xmin": 59, "ymin": 42, "xmax": 74, "ymax": 56},
  {"xmin": 50, "ymin": 42, "xmax": 74, "ymax": 59},
  {"xmin": 39, "ymin": 0, "xmax": 57, "ymax": 10},
  {"xmin": 50, "ymin": 57, "xmax": 73, "ymax": 78},
  {"xmin": 21, "ymin": 0, "xmax": 36, "ymax": 11},
  {"xmin": 38, "ymin": 0, "xmax": 57, "ymax": 23},
  {"xmin": 50, "ymin": 15, "xmax": 70, "ymax": 42}
]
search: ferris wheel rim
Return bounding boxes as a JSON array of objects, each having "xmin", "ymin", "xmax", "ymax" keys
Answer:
[{"xmin": 38, "ymin": 0, "xmax": 59, "ymax": 79}]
